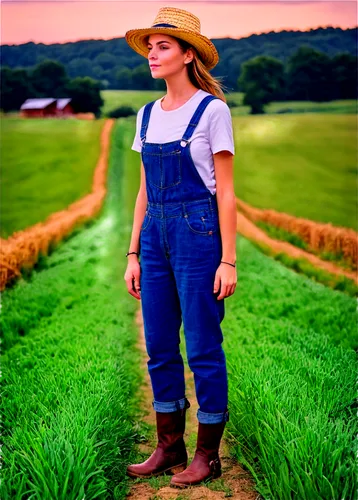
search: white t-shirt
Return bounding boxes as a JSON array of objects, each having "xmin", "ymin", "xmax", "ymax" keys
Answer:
[{"xmin": 131, "ymin": 89, "xmax": 235, "ymax": 195}]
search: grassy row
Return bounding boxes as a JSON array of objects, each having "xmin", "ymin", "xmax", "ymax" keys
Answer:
[
  {"xmin": 223, "ymin": 237, "xmax": 357, "ymax": 499},
  {"xmin": 255, "ymin": 220, "xmax": 355, "ymax": 272},
  {"xmin": 253, "ymin": 238, "xmax": 358, "ymax": 297},
  {"xmin": 1, "ymin": 121, "xmax": 147, "ymax": 499},
  {"xmin": 252, "ymin": 221, "xmax": 358, "ymax": 297}
]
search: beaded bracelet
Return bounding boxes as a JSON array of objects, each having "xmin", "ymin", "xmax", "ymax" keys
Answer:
[
  {"xmin": 221, "ymin": 260, "xmax": 236, "ymax": 268},
  {"xmin": 126, "ymin": 251, "xmax": 139, "ymax": 257}
]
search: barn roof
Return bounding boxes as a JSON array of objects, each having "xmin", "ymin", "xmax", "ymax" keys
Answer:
[
  {"xmin": 20, "ymin": 98, "xmax": 73, "ymax": 110},
  {"xmin": 20, "ymin": 98, "xmax": 57, "ymax": 110},
  {"xmin": 56, "ymin": 98, "xmax": 72, "ymax": 110}
]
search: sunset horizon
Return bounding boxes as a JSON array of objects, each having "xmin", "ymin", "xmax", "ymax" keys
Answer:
[
  {"xmin": 1, "ymin": 0, "xmax": 357, "ymax": 46},
  {"xmin": 2, "ymin": 24, "xmax": 356, "ymax": 47}
]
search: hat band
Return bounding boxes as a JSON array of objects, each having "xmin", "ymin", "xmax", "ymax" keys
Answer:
[{"xmin": 152, "ymin": 22, "xmax": 178, "ymax": 28}]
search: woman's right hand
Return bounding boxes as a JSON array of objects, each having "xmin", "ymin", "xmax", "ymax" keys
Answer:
[{"xmin": 124, "ymin": 256, "xmax": 141, "ymax": 300}]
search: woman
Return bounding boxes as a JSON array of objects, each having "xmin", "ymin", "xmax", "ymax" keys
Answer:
[{"xmin": 124, "ymin": 6, "xmax": 237, "ymax": 488}]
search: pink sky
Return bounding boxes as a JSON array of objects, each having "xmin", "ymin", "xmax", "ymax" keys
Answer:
[{"xmin": 1, "ymin": 0, "xmax": 357, "ymax": 45}]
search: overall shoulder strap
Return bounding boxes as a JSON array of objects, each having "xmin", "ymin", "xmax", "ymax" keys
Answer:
[
  {"xmin": 181, "ymin": 95, "xmax": 219, "ymax": 144},
  {"xmin": 140, "ymin": 100, "xmax": 156, "ymax": 144}
]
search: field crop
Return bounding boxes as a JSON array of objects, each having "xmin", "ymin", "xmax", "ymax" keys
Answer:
[
  {"xmin": 1, "ymin": 118, "xmax": 104, "ymax": 237},
  {"xmin": 2, "ymin": 97, "xmax": 356, "ymax": 499}
]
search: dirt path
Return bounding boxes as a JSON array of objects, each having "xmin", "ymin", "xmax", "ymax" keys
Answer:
[
  {"xmin": 126, "ymin": 306, "xmax": 260, "ymax": 500},
  {"xmin": 236, "ymin": 211, "xmax": 358, "ymax": 284}
]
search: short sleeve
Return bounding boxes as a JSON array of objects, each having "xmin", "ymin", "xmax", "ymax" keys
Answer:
[
  {"xmin": 131, "ymin": 106, "xmax": 145, "ymax": 153},
  {"xmin": 207, "ymin": 100, "xmax": 235, "ymax": 155}
]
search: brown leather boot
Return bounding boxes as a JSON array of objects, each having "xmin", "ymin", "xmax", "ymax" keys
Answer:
[
  {"xmin": 126, "ymin": 398, "xmax": 190, "ymax": 478},
  {"xmin": 170, "ymin": 418, "xmax": 227, "ymax": 488}
]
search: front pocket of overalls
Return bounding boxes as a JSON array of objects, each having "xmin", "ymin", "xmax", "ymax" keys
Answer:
[
  {"xmin": 141, "ymin": 211, "xmax": 152, "ymax": 231},
  {"xmin": 143, "ymin": 150, "xmax": 182, "ymax": 189},
  {"xmin": 184, "ymin": 210, "xmax": 219, "ymax": 235}
]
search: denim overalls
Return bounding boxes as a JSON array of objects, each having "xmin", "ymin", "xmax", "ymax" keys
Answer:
[{"xmin": 139, "ymin": 94, "xmax": 229, "ymax": 424}]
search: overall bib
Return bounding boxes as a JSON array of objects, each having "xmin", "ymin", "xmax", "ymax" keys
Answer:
[{"xmin": 139, "ymin": 94, "xmax": 229, "ymax": 424}]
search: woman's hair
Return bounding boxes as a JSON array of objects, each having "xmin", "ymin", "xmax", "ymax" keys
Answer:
[{"xmin": 175, "ymin": 37, "xmax": 228, "ymax": 103}]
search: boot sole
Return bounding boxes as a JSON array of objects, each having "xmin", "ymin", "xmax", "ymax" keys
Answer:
[
  {"xmin": 126, "ymin": 461, "xmax": 187, "ymax": 479},
  {"xmin": 170, "ymin": 471, "xmax": 222, "ymax": 488}
]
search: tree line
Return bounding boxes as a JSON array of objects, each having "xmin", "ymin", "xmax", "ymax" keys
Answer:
[
  {"xmin": 1, "ymin": 42, "xmax": 356, "ymax": 116},
  {"xmin": 1, "ymin": 26, "xmax": 355, "ymax": 92},
  {"xmin": 238, "ymin": 45, "xmax": 356, "ymax": 113}
]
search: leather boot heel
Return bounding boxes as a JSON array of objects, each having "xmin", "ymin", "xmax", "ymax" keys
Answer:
[{"xmin": 209, "ymin": 457, "xmax": 222, "ymax": 479}]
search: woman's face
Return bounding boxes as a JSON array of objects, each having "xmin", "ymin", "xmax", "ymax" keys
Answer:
[{"xmin": 147, "ymin": 34, "xmax": 192, "ymax": 78}]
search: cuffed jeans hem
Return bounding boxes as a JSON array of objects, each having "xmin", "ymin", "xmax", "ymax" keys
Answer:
[
  {"xmin": 152, "ymin": 397, "xmax": 187, "ymax": 413},
  {"xmin": 197, "ymin": 408, "xmax": 230, "ymax": 424}
]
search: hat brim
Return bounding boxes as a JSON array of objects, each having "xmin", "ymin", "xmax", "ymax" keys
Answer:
[{"xmin": 125, "ymin": 27, "xmax": 219, "ymax": 70}]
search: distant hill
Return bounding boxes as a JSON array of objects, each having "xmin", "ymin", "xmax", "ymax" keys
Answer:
[{"xmin": 1, "ymin": 26, "xmax": 356, "ymax": 91}]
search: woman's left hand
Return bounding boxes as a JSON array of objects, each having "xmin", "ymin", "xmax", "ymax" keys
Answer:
[{"xmin": 213, "ymin": 262, "xmax": 237, "ymax": 300}]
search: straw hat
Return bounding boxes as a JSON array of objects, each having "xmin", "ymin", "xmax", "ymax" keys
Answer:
[{"xmin": 125, "ymin": 7, "xmax": 219, "ymax": 70}]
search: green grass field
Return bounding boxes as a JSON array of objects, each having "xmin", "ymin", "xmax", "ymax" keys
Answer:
[
  {"xmin": 0, "ymin": 118, "xmax": 104, "ymax": 238},
  {"xmin": 229, "ymin": 97, "xmax": 357, "ymax": 116},
  {"xmin": 1, "ymin": 121, "xmax": 146, "ymax": 499},
  {"xmin": 232, "ymin": 112, "xmax": 357, "ymax": 229},
  {"xmin": 2, "ymin": 93, "xmax": 356, "ymax": 240},
  {"xmin": 2, "ymin": 118, "xmax": 356, "ymax": 499},
  {"xmin": 101, "ymin": 90, "xmax": 357, "ymax": 116}
]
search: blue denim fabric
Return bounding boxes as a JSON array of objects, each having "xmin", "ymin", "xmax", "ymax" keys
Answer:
[
  {"xmin": 139, "ymin": 94, "xmax": 229, "ymax": 425},
  {"xmin": 152, "ymin": 397, "xmax": 188, "ymax": 413}
]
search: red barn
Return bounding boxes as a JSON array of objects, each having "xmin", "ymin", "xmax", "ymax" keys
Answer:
[{"xmin": 20, "ymin": 98, "xmax": 74, "ymax": 118}]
